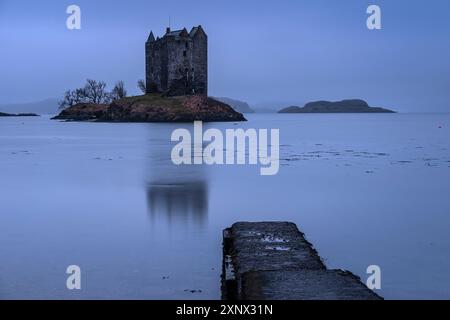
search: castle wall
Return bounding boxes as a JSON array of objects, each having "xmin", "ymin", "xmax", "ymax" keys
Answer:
[
  {"xmin": 191, "ymin": 31, "xmax": 207, "ymax": 95},
  {"xmin": 145, "ymin": 26, "xmax": 208, "ymax": 96},
  {"xmin": 166, "ymin": 38, "xmax": 193, "ymax": 92},
  {"xmin": 146, "ymin": 40, "xmax": 167, "ymax": 93}
]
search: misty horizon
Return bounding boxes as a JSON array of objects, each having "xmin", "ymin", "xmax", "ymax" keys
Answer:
[
  {"xmin": 2, "ymin": 0, "xmax": 450, "ymax": 302},
  {"xmin": 1, "ymin": 0, "xmax": 450, "ymax": 112}
]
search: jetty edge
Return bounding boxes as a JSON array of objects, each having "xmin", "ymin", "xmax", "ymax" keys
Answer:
[{"xmin": 222, "ymin": 222, "xmax": 382, "ymax": 300}]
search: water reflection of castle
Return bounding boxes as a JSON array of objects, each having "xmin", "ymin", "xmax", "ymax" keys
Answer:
[
  {"xmin": 145, "ymin": 125, "xmax": 209, "ymax": 227},
  {"xmin": 146, "ymin": 180, "xmax": 208, "ymax": 226}
]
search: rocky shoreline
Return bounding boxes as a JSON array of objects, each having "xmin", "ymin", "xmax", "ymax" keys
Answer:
[{"xmin": 53, "ymin": 94, "xmax": 246, "ymax": 123}]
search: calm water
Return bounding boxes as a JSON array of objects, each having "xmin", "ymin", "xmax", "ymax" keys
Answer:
[{"xmin": 1, "ymin": 113, "xmax": 450, "ymax": 300}]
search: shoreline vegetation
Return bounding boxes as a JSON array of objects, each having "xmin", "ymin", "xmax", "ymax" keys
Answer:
[{"xmin": 278, "ymin": 99, "xmax": 395, "ymax": 113}]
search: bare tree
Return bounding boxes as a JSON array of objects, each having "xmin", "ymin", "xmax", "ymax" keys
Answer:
[
  {"xmin": 58, "ymin": 88, "xmax": 88, "ymax": 109},
  {"xmin": 84, "ymin": 79, "xmax": 111, "ymax": 104},
  {"xmin": 59, "ymin": 79, "xmax": 127, "ymax": 110},
  {"xmin": 74, "ymin": 88, "xmax": 87, "ymax": 103},
  {"xmin": 137, "ymin": 80, "xmax": 146, "ymax": 94},
  {"xmin": 58, "ymin": 90, "xmax": 75, "ymax": 109},
  {"xmin": 111, "ymin": 81, "xmax": 127, "ymax": 100}
]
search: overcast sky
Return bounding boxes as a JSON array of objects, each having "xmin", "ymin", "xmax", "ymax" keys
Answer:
[{"xmin": 0, "ymin": 0, "xmax": 449, "ymax": 112}]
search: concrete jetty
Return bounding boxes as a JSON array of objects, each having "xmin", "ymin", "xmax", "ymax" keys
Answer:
[{"xmin": 222, "ymin": 222, "xmax": 382, "ymax": 300}]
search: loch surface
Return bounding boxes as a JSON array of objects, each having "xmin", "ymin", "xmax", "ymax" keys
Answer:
[{"xmin": 1, "ymin": 113, "xmax": 450, "ymax": 299}]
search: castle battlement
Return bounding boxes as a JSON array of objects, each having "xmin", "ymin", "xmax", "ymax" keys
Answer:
[{"xmin": 145, "ymin": 26, "xmax": 208, "ymax": 96}]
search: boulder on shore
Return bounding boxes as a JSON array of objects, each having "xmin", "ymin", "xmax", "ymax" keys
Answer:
[
  {"xmin": 278, "ymin": 99, "xmax": 395, "ymax": 113},
  {"xmin": 52, "ymin": 94, "xmax": 246, "ymax": 122}
]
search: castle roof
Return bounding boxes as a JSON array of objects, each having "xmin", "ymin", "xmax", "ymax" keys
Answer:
[
  {"xmin": 190, "ymin": 27, "xmax": 199, "ymax": 37},
  {"xmin": 147, "ymin": 31, "xmax": 155, "ymax": 42},
  {"xmin": 147, "ymin": 26, "xmax": 205, "ymax": 42},
  {"xmin": 165, "ymin": 28, "xmax": 189, "ymax": 38},
  {"xmin": 166, "ymin": 29, "xmax": 184, "ymax": 36}
]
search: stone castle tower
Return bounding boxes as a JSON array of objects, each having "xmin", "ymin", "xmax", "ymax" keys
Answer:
[{"xmin": 145, "ymin": 26, "xmax": 207, "ymax": 96}]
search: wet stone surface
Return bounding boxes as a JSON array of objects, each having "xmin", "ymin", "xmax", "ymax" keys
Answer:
[{"xmin": 223, "ymin": 222, "xmax": 382, "ymax": 300}]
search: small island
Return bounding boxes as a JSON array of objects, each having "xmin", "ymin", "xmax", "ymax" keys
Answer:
[
  {"xmin": 278, "ymin": 99, "xmax": 395, "ymax": 114},
  {"xmin": 53, "ymin": 26, "xmax": 246, "ymax": 123},
  {"xmin": 52, "ymin": 94, "xmax": 246, "ymax": 123},
  {"xmin": 0, "ymin": 112, "xmax": 39, "ymax": 117}
]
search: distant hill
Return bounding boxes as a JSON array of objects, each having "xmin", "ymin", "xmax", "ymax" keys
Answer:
[
  {"xmin": 279, "ymin": 99, "xmax": 395, "ymax": 113},
  {"xmin": 0, "ymin": 98, "xmax": 59, "ymax": 115},
  {"xmin": 214, "ymin": 97, "xmax": 254, "ymax": 114},
  {"xmin": 0, "ymin": 112, "xmax": 39, "ymax": 117}
]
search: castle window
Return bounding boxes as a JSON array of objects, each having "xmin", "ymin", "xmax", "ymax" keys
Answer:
[
  {"xmin": 183, "ymin": 50, "xmax": 187, "ymax": 57},
  {"xmin": 185, "ymin": 42, "xmax": 189, "ymax": 49}
]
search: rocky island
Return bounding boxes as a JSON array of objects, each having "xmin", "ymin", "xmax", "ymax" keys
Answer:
[
  {"xmin": 54, "ymin": 27, "xmax": 247, "ymax": 123},
  {"xmin": 52, "ymin": 94, "xmax": 246, "ymax": 123},
  {"xmin": 279, "ymin": 99, "xmax": 395, "ymax": 113},
  {"xmin": 0, "ymin": 112, "xmax": 39, "ymax": 117}
]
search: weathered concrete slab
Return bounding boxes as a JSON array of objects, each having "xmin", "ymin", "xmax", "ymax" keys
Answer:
[
  {"xmin": 227, "ymin": 222, "xmax": 326, "ymax": 276},
  {"xmin": 241, "ymin": 270, "xmax": 381, "ymax": 300},
  {"xmin": 222, "ymin": 222, "xmax": 382, "ymax": 300}
]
